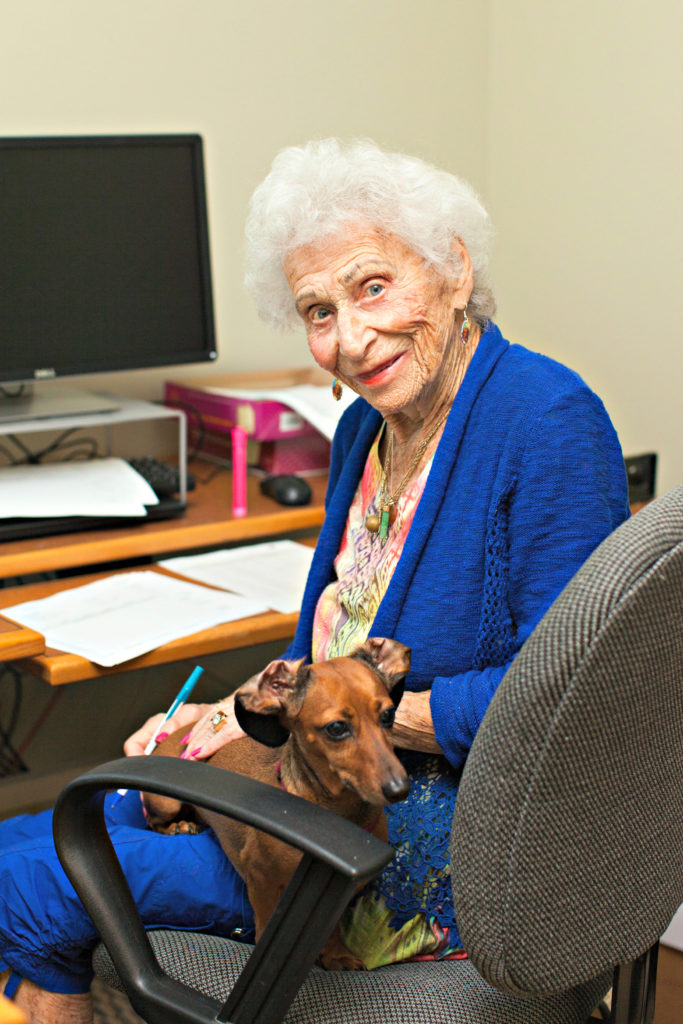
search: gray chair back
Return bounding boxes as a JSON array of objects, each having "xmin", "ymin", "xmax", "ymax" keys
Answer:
[{"xmin": 452, "ymin": 484, "xmax": 683, "ymax": 997}]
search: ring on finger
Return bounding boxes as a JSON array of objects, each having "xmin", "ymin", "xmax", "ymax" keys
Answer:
[{"xmin": 210, "ymin": 710, "xmax": 228, "ymax": 733}]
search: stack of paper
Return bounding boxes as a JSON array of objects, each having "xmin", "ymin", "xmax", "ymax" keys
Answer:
[
  {"xmin": 0, "ymin": 457, "xmax": 158, "ymax": 518},
  {"xmin": 2, "ymin": 571, "xmax": 267, "ymax": 666},
  {"xmin": 160, "ymin": 540, "xmax": 315, "ymax": 614},
  {"xmin": 202, "ymin": 382, "xmax": 356, "ymax": 442}
]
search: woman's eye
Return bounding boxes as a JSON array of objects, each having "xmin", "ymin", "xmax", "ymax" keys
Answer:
[
  {"xmin": 311, "ymin": 306, "xmax": 332, "ymax": 322},
  {"xmin": 366, "ymin": 282, "xmax": 385, "ymax": 297},
  {"xmin": 323, "ymin": 720, "xmax": 351, "ymax": 741}
]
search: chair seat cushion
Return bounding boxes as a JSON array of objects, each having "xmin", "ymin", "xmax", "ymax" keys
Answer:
[{"xmin": 93, "ymin": 932, "xmax": 610, "ymax": 1024}]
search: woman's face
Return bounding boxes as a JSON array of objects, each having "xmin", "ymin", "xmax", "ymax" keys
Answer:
[{"xmin": 284, "ymin": 224, "xmax": 471, "ymax": 421}]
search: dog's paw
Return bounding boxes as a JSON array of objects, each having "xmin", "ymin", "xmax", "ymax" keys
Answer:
[
  {"xmin": 319, "ymin": 951, "xmax": 365, "ymax": 971},
  {"xmin": 160, "ymin": 820, "xmax": 202, "ymax": 836},
  {"xmin": 318, "ymin": 937, "xmax": 365, "ymax": 971}
]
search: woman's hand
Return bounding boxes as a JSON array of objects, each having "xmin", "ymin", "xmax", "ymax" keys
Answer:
[
  {"xmin": 392, "ymin": 691, "xmax": 442, "ymax": 754},
  {"xmin": 123, "ymin": 702, "xmax": 215, "ymax": 758},
  {"xmin": 176, "ymin": 695, "xmax": 244, "ymax": 761}
]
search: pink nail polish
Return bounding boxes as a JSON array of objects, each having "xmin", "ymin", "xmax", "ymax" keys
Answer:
[
  {"xmin": 189, "ymin": 747, "xmax": 202, "ymax": 758},
  {"xmin": 156, "ymin": 732, "xmax": 169, "ymax": 743},
  {"xmin": 181, "ymin": 733, "xmax": 191, "ymax": 745},
  {"xmin": 179, "ymin": 751, "xmax": 187, "ymax": 759}
]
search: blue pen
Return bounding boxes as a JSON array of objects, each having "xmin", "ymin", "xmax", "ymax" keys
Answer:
[
  {"xmin": 112, "ymin": 665, "xmax": 204, "ymax": 802},
  {"xmin": 151, "ymin": 665, "xmax": 205, "ymax": 748}
]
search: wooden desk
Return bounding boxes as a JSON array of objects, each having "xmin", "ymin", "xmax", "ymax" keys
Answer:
[
  {"xmin": 0, "ymin": 614, "xmax": 44, "ymax": 661},
  {"xmin": 0, "ymin": 463, "xmax": 327, "ymax": 580},
  {"xmin": 0, "ymin": 464, "xmax": 325, "ymax": 683},
  {"xmin": 0, "ymin": 566, "xmax": 303, "ymax": 686}
]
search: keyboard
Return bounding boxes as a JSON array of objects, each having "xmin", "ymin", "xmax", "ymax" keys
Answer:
[
  {"xmin": 128, "ymin": 457, "xmax": 196, "ymax": 499},
  {"xmin": 0, "ymin": 458, "xmax": 193, "ymax": 543}
]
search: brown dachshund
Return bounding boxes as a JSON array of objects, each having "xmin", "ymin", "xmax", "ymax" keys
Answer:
[{"xmin": 143, "ymin": 636, "xmax": 411, "ymax": 969}]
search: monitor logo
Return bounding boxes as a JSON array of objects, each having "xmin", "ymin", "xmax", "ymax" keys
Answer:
[{"xmin": 35, "ymin": 368, "xmax": 57, "ymax": 379}]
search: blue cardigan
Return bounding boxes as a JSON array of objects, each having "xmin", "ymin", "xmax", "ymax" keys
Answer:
[{"xmin": 285, "ymin": 322, "xmax": 630, "ymax": 771}]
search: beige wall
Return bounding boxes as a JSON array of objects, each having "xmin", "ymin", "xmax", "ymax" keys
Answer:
[
  {"xmin": 2, "ymin": 0, "xmax": 681, "ymax": 491},
  {"xmin": 486, "ymin": 0, "xmax": 683, "ymax": 494},
  {"xmin": 1, "ymin": 0, "xmax": 488, "ymax": 388}
]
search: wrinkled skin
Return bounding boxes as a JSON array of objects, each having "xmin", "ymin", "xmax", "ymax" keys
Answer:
[{"xmin": 284, "ymin": 221, "xmax": 476, "ymax": 450}]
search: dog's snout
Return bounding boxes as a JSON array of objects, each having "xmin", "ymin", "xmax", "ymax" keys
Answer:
[{"xmin": 382, "ymin": 773, "xmax": 410, "ymax": 803}]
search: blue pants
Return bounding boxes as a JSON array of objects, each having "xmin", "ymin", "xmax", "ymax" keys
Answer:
[{"xmin": 0, "ymin": 791, "xmax": 254, "ymax": 995}]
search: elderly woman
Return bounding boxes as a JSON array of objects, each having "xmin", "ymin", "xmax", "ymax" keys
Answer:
[{"xmin": 1, "ymin": 139, "xmax": 629, "ymax": 1022}]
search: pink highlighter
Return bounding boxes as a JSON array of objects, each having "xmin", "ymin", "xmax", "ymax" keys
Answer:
[{"xmin": 231, "ymin": 425, "xmax": 248, "ymax": 518}]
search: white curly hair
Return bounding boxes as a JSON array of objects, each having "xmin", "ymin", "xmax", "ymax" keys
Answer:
[{"xmin": 244, "ymin": 138, "xmax": 496, "ymax": 330}]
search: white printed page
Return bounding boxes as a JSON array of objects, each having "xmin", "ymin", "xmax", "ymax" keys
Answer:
[
  {"xmin": 160, "ymin": 540, "xmax": 315, "ymax": 614},
  {"xmin": 3, "ymin": 571, "xmax": 267, "ymax": 666},
  {"xmin": 0, "ymin": 457, "xmax": 159, "ymax": 518}
]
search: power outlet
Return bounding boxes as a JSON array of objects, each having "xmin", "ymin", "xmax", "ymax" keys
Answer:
[{"xmin": 625, "ymin": 453, "xmax": 657, "ymax": 503}]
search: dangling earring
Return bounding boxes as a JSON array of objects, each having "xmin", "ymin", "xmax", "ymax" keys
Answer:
[
  {"xmin": 332, "ymin": 378, "xmax": 343, "ymax": 401},
  {"xmin": 460, "ymin": 306, "xmax": 470, "ymax": 346}
]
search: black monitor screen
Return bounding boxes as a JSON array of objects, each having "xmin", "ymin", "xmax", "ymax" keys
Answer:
[{"xmin": 0, "ymin": 134, "xmax": 217, "ymax": 385}]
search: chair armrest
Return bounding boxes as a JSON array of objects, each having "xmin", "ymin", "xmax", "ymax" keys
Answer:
[{"xmin": 53, "ymin": 756, "xmax": 394, "ymax": 1024}]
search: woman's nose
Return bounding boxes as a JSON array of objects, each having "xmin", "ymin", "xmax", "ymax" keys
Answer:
[{"xmin": 336, "ymin": 306, "xmax": 377, "ymax": 360}]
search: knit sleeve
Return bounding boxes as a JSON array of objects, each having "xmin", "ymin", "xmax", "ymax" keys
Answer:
[{"xmin": 430, "ymin": 381, "xmax": 630, "ymax": 771}]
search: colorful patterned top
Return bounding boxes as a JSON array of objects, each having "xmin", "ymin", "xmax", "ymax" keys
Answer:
[
  {"xmin": 312, "ymin": 428, "xmax": 432, "ymax": 664},
  {"xmin": 312, "ymin": 428, "xmax": 465, "ymax": 968}
]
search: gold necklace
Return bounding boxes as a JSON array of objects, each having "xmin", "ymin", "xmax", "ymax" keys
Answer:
[{"xmin": 365, "ymin": 408, "xmax": 450, "ymax": 542}]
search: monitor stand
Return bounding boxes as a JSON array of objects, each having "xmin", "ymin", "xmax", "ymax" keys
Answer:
[{"xmin": 0, "ymin": 384, "xmax": 121, "ymax": 424}]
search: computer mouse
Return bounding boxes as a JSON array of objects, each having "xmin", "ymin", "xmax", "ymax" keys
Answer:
[{"xmin": 259, "ymin": 474, "xmax": 312, "ymax": 507}]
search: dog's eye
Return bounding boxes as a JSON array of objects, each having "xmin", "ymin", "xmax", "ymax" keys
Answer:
[
  {"xmin": 323, "ymin": 720, "xmax": 351, "ymax": 741},
  {"xmin": 379, "ymin": 707, "xmax": 396, "ymax": 729}
]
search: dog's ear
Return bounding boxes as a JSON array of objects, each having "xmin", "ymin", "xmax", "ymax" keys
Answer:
[
  {"xmin": 355, "ymin": 637, "xmax": 411, "ymax": 707},
  {"xmin": 233, "ymin": 658, "xmax": 306, "ymax": 748}
]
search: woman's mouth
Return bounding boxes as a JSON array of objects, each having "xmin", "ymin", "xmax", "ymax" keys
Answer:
[{"xmin": 355, "ymin": 352, "xmax": 405, "ymax": 387}]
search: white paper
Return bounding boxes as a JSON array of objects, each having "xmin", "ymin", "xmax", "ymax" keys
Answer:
[
  {"xmin": 0, "ymin": 457, "xmax": 159, "ymax": 518},
  {"xmin": 2, "ymin": 571, "xmax": 267, "ymax": 667},
  {"xmin": 201, "ymin": 382, "xmax": 356, "ymax": 442},
  {"xmin": 160, "ymin": 540, "xmax": 315, "ymax": 614}
]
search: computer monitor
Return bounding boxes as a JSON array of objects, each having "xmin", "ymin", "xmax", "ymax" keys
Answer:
[{"xmin": 0, "ymin": 133, "xmax": 217, "ymax": 422}]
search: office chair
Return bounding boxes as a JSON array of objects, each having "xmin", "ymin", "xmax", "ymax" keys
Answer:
[{"xmin": 53, "ymin": 484, "xmax": 683, "ymax": 1024}]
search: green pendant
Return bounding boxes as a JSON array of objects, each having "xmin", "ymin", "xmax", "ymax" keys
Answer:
[{"xmin": 379, "ymin": 504, "xmax": 391, "ymax": 542}]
